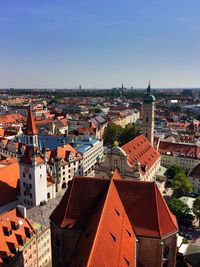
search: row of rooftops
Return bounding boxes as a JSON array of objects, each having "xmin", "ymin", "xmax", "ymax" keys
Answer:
[{"xmin": 158, "ymin": 140, "xmax": 200, "ymax": 159}]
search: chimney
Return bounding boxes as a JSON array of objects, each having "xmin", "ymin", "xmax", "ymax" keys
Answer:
[{"xmin": 17, "ymin": 205, "xmax": 27, "ymax": 218}]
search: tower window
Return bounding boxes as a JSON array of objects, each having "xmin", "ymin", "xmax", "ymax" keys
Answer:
[
  {"xmin": 146, "ymin": 117, "xmax": 148, "ymax": 123},
  {"xmin": 146, "ymin": 133, "xmax": 148, "ymax": 138},
  {"xmin": 23, "ymin": 172, "xmax": 25, "ymax": 178},
  {"xmin": 29, "ymin": 174, "xmax": 31, "ymax": 179}
]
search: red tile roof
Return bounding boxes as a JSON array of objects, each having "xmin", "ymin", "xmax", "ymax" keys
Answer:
[
  {"xmin": 70, "ymin": 181, "xmax": 136, "ymax": 267},
  {"xmin": 122, "ymin": 135, "xmax": 160, "ymax": 175},
  {"xmin": 24, "ymin": 106, "xmax": 38, "ymax": 135},
  {"xmin": 0, "ymin": 208, "xmax": 35, "ymax": 262},
  {"xmin": 50, "ymin": 176, "xmax": 178, "ymax": 239},
  {"xmin": 0, "ymin": 114, "xmax": 26, "ymax": 125},
  {"xmin": 114, "ymin": 180, "xmax": 178, "ymax": 238},
  {"xmin": 49, "ymin": 144, "xmax": 82, "ymax": 163},
  {"xmin": 0, "ymin": 161, "xmax": 19, "ymax": 207},
  {"xmin": 159, "ymin": 141, "xmax": 200, "ymax": 159}
]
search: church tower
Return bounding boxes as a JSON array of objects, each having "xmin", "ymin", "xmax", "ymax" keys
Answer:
[
  {"xmin": 142, "ymin": 83, "xmax": 155, "ymax": 145},
  {"xmin": 20, "ymin": 106, "xmax": 47, "ymax": 208},
  {"xmin": 24, "ymin": 105, "xmax": 38, "ymax": 147}
]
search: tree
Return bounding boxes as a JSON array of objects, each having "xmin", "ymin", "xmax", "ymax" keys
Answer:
[
  {"xmin": 169, "ymin": 198, "xmax": 194, "ymax": 227},
  {"xmin": 193, "ymin": 196, "xmax": 200, "ymax": 228},
  {"xmin": 172, "ymin": 172, "xmax": 192, "ymax": 197},
  {"xmin": 165, "ymin": 165, "xmax": 182, "ymax": 180},
  {"xmin": 119, "ymin": 123, "xmax": 139, "ymax": 146},
  {"xmin": 103, "ymin": 123, "xmax": 123, "ymax": 146}
]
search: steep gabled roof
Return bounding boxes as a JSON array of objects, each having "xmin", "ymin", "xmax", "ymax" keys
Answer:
[
  {"xmin": 70, "ymin": 181, "xmax": 136, "ymax": 267},
  {"xmin": 24, "ymin": 106, "xmax": 38, "ymax": 135},
  {"xmin": 50, "ymin": 176, "xmax": 178, "ymax": 240},
  {"xmin": 122, "ymin": 134, "xmax": 160, "ymax": 175}
]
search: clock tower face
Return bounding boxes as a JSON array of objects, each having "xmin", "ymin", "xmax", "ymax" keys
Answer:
[{"xmin": 24, "ymin": 167, "xmax": 29, "ymax": 173}]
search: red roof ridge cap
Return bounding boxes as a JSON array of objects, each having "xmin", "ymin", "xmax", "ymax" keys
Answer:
[
  {"xmin": 154, "ymin": 182, "xmax": 178, "ymax": 237},
  {"xmin": 153, "ymin": 182, "xmax": 161, "ymax": 238},
  {"xmin": 87, "ymin": 179, "xmax": 113, "ymax": 266}
]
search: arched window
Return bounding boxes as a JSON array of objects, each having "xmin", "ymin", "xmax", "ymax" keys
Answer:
[
  {"xmin": 47, "ymin": 192, "xmax": 50, "ymax": 199},
  {"xmin": 163, "ymin": 245, "xmax": 171, "ymax": 260}
]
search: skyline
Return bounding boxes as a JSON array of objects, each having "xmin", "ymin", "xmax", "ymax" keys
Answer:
[{"xmin": 0, "ymin": 0, "xmax": 200, "ymax": 88}]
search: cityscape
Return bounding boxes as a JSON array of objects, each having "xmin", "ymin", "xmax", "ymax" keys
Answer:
[{"xmin": 1, "ymin": 1, "xmax": 200, "ymax": 267}]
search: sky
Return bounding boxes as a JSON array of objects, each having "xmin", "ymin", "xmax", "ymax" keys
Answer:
[{"xmin": 0, "ymin": 0, "xmax": 200, "ymax": 88}]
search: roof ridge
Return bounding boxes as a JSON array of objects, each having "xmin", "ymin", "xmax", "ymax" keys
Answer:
[
  {"xmin": 153, "ymin": 182, "xmax": 161, "ymax": 238},
  {"xmin": 154, "ymin": 182, "xmax": 178, "ymax": 237},
  {"xmin": 86, "ymin": 179, "xmax": 112, "ymax": 266}
]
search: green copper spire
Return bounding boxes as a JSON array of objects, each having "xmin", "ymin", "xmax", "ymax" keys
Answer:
[{"xmin": 144, "ymin": 82, "xmax": 155, "ymax": 103}]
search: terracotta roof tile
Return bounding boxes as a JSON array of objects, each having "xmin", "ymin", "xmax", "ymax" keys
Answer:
[
  {"xmin": 70, "ymin": 181, "xmax": 136, "ymax": 267},
  {"xmin": 0, "ymin": 161, "xmax": 19, "ymax": 207},
  {"xmin": 122, "ymin": 135, "xmax": 160, "ymax": 175},
  {"xmin": 51, "ymin": 176, "xmax": 178, "ymax": 240},
  {"xmin": 0, "ymin": 208, "xmax": 35, "ymax": 262},
  {"xmin": 159, "ymin": 141, "xmax": 200, "ymax": 158}
]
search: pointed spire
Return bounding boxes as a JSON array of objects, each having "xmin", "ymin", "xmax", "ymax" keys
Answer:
[
  {"xmin": 147, "ymin": 81, "xmax": 151, "ymax": 95},
  {"xmin": 25, "ymin": 105, "xmax": 38, "ymax": 135}
]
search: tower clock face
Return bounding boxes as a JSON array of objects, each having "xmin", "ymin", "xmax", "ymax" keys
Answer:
[{"xmin": 24, "ymin": 167, "xmax": 29, "ymax": 173}]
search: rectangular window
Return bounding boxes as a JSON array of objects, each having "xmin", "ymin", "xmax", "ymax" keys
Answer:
[
  {"xmin": 23, "ymin": 172, "xmax": 25, "ymax": 178},
  {"xmin": 29, "ymin": 174, "xmax": 31, "ymax": 179}
]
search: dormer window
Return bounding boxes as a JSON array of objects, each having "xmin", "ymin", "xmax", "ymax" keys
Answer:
[
  {"xmin": 11, "ymin": 221, "xmax": 19, "ymax": 231},
  {"xmin": 3, "ymin": 226, "xmax": 12, "ymax": 236}
]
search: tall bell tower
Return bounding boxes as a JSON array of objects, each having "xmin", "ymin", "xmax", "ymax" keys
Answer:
[
  {"xmin": 142, "ymin": 82, "xmax": 155, "ymax": 145},
  {"xmin": 20, "ymin": 105, "xmax": 47, "ymax": 208}
]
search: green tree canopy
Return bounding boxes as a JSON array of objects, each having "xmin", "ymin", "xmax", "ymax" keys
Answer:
[
  {"xmin": 193, "ymin": 196, "xmax": 200, "ymax": 228},
  {"xmin": 172, "ymin": 172, "xmax": 192, "ymax": 197},
  {"xmin": 165, "ymin": 164, "xmax": 182, "ymax": 180},
  {"xmin": 119, "ymin": 123, "xmax": 139, "ymax": 146},
  {"xmin": 103, "ymin": 123, "xmax": 123, "ymax": 146},
  {"xmin": 169, "ymin": 198, "xmax": 194, "ymax": 227},
  {"xmin": 103, "ymin": 123, "xmax": 139, "ymax": 147}
]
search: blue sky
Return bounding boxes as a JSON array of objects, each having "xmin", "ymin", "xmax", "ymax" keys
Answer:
[{"xmin": 0, "ymin": 0, "xmax": 200, "ymax": 88}]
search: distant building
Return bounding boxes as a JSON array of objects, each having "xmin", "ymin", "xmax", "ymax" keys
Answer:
[
  {"xmin": 158, "ymin": 141, "xmax": 200, "ymax": 172},
  {"xmin": 50, "ymin": 172, "xmax": 178, "ymax": 267},
  {"xmin": 188, "ymin": 163, "xmax": 200, "ymax": 194},
  {"xmin": 73, "ymin": 137, "xmax": 104, "ymax": 176}
]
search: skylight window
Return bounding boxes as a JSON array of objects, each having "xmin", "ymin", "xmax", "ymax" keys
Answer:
[
  {"xmin": 126, "ymin": 229, "xmax": 131, "ymax": 237},
  {"xmin": 124, "ymin": 257, "xmax": 130, "ymax": 266},
  {"xmin": 115, "ymin": 208, "xmax": 120, "ymax": 216},
  {"xmin": 110, "ymin": 232, "xmax": 116, "ymax": 242}
]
